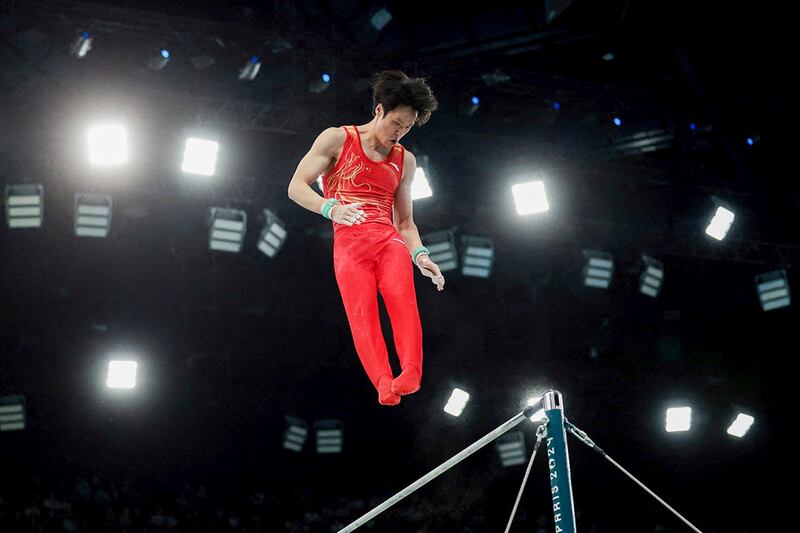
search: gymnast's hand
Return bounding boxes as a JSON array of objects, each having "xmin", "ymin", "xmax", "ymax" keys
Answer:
[
  {"xmin": 331, "ymin": 202, "xmax": 368, "ymax": 226},
  {"xmin": 415, "ymin": 254, "xmax": 445, "ymax": 291}
]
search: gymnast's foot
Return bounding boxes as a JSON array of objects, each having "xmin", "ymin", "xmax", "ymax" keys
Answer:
[
  {"xmin": 377, "ymin": 375, "xmax": 401, "ymax": 406},
  {"xmin": 391, "ymin": 365, "xmax": 420, "ymax": 396}
]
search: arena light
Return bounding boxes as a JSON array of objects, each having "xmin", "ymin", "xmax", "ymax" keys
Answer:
[
  {"xmin": 583, "ymin": 250, "xmax": 614, "ymax": 289},
  {"xmin": 705, "ymin": 206, "xmax": 735, "ymax": 241},
  {"xmin": 421, "ymin": 230, "xmax": 458, "ymax": 272},
  {"xmin": 511, "ymin": 181, "xmax": 549, "ymax": 215},
  {"xmin": 315, "ymin": 419, "xmax": 343, "ymax": 454},
  {"xmin": 665, "ymin": 406, "xmax": 692, "ymax": 433},
  {"xmin": 148, "ymin": 48, "xmax": 171, "ymax": 70},
  {"xmin": 0, "ymin": 396, "xmax": 26, "ymax": 432},
  {"xmin": 71, "ymin": 31, "xmax": 93, "ymax": 58},
  {"xmin": 412, "ymin": 167, "xmax": 433, "ymax": 200},
  {"xmin": 640, "ymin": 255, "xmax": 664, "ymax": 298},
  {"xmin": 107, "ymin": 360, "xmax": 138, "ymax": 389},
  {"xmin": 5, "ymin": 184, "xmax": 43, "ymax": 228},
  {"xmin": 726, "ymin": 413, "xmax": 754, "ymax": 438},
  {"xmin": 496, "ymin": 431, "xmax": 526, "ymax": 467},
  {"xmin": 75, "ymin": 193, "xmax": 112, "ymax": 238},
  {"xmin": 755, "ymin": 270, "xmax": 790, "ymax": 311},
  {"xmin": 257, "ymin": 209, "xmax": 287, "ymax": 258},
  {"xmin": 463, "ymin": 95, "xmax": 480, "ymax": 116},
  {"xmin": 461, "ymin": 236, "xmax": 494, "ymax": 278},
  {"xmin": 443, "ymin": 388, "xmax": 470, "ymax": 417},
  {"xmin": 88, "ymin": 124, "xmax": 128, "ymax": 166},
  {"xmin": 283, "ymin": 416, "xmax": 309, "ymax": 452},
  {"xmin": 182, "ymin": 138, "xmax": 219, "ymax": 176},
  {"xmin": 309, "ymin": 72, "xmax": 333, "ymax": 93},
  {"xmin": 239, "ymin": 55, "xmax": 261, "ymax": 81},
  {"xmin": 209, "ymin": 208, "xmax": 247, "ymax": 253}
]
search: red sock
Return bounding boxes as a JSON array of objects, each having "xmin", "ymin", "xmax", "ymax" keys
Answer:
[
  {"xmin": 377, "ymin": 375, "xmax": 401, "ymax": 406},
  {"xmin": 391, "ymin": 366, "xmax": 420, "ymax": 396}
]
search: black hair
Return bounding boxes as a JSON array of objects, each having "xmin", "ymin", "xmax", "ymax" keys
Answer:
[{"xmin": 370, "ymin": 70, "xmax": 438, "ymax": 126}]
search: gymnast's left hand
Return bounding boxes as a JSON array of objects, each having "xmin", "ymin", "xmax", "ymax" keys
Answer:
[{"xmin": 415, "ymin": 255, "xmax": 445, "ymax": 291}]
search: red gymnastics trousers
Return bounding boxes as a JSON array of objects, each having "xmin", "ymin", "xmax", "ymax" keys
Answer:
[{"xmin": 333, "ymin": 222, "xmax": 423, "ymax": 391}]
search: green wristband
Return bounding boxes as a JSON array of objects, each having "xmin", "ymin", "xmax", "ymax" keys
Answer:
[
  {"xmin": 321, "ymin": 198, "xmax": 340, "ymax": 219},
  {"xmin": 412, "ymin": 246, "xmax": 430, "ymax": 264}
]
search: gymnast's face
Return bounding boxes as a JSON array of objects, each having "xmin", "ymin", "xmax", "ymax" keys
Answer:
[{"xmin": 375, "ymin": 104, "xmax": 417, "ymax": 148}]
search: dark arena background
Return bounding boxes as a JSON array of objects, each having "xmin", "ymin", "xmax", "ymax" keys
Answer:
[{"xmin": 0, "ymin": 1, "xmax": 793, "ymax": 532}]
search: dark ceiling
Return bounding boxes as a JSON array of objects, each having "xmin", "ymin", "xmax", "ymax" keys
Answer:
[{"xmin": 0, "ymin": 1, "xmax": 794, "ymax": 530}]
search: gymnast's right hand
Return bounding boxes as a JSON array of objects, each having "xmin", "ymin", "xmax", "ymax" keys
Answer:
[{"xmin": 331, "ymin": 202, "xmax": 368, "ymax": 226}]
